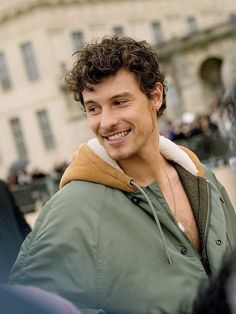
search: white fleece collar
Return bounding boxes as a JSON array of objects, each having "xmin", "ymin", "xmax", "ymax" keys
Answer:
[{"xmin": 87, "ymin": 136, "xmax": 198, "ymax": 175}]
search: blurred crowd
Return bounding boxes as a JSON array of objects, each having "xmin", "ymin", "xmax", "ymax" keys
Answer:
[
  {"xmin": 6, "ymin": 161, "xmax": 69, "ymax": 192},
  {"xmin": 161, "ymin": 97, "xmax": 235, "ymax": 164}
]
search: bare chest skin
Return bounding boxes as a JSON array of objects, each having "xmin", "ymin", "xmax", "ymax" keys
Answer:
[
  {"xmin": 161, "ymin": 173, "xmax": 200, "ymax": 252},
  {"xmin": 173, "ymin": 182, "xmax": 200, "ymax": 252}
]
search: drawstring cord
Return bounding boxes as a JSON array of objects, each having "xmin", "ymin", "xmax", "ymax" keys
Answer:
[{"xmin": 130, "ymin": 179, "xmax": 172, "ymax": 265}]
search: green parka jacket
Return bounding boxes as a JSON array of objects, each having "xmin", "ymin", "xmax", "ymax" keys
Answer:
[{"xmin": 10, "ymin": 136, "xmax": 236, "ymax": 314}]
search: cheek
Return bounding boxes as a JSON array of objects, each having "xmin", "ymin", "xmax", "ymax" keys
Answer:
[{"xmin": 88, "ymin": 116, "xmax": 100, "ymax": 134}]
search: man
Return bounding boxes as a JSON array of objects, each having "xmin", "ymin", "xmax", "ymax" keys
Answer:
[
  {"xmin": 10, "ymin": 36, "xmax": 236, "ymax": 314},
  {"xmin": 0, "ymin": 179, "xmax": 31, "ymax": 282}
]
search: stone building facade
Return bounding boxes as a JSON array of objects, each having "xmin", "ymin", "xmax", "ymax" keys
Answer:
[{"xmin": 0, "ymin": 0, "xmax": 235, "ymax": 177}]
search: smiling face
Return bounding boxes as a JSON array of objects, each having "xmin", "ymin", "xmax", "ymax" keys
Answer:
[{"xmin": 83, "ymin": 69, "xmax": 163, "ymax": 162}]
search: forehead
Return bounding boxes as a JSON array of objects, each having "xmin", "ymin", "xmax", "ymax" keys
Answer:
[{"xmin": 82, "ymin": 69, "xmax": 142, "ymax": 102}]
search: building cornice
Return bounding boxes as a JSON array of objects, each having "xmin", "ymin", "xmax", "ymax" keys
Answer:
[
  {"xmin": 0, "ymin": 0, "xmax": 126, "ymax": 24},
  {"xmin": 158, "ymin": 21, "xmax": 236, "ymax": 61}
]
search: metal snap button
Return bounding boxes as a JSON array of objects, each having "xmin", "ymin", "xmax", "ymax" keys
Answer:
[
  {"xmin": 216, "ymin": 240, "xmax": 222, "ymax": 245},
  {"xmin": 131, "ymin": 196, "xmax": 139, "ymax": 204},
  {"xmin": 180, "ymin": 247, "xmax": 188, "ymax": 255}
]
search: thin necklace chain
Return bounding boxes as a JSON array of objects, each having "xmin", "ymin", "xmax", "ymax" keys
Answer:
[
  {"xmin": 161, "ymin": 165, "xmax": 186, "ymax": 233},
  {"xmin": 162, "ymin": 166, "xmax": 177, "ymax": 216}
]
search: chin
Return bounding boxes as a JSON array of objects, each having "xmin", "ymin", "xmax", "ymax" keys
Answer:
[
  {"xmin": 106, "ymin": 148, "xmax": 135, "ymax": 161},
  {"xmin": 106, "ymin": 151, "xmax": 126, "ymax": 161},
  {"xmin": 101, "ymin": 138, "xmax": 138, "ymax": 161}
]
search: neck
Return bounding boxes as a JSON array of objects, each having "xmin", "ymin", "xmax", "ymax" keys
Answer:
[{"xmin": 118, "ymin": 144, "xmax": 166, "ymax": 187}]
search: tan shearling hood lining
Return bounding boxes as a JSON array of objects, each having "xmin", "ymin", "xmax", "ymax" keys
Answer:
[
  {"xmin": 60, "ymin": 136, "xmax": 205, "ymax": 191},
  {"xmin": 60, "ymin": 144, "xmax": 136, "ymax": 192}
]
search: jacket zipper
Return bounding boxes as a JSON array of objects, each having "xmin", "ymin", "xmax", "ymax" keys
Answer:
[
  {"xmin": 171, "ymin": 179, "xmax": 212, "ymax": 278},
  {"xmin": 183, "ymin": 179, "xmax": 212, "ymax": 279}
]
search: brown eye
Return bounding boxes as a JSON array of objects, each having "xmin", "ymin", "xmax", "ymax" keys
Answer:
[
  {"xmin": 114, "ymin": 100, "xmax": 127, "ymax": 106},
  {"xmin": 87, "ymin": 105, "xmax": 100, "ymax": 114}
]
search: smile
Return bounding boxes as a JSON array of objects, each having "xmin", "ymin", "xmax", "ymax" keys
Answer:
[{"xmin": 105, "ymin": 130, "xmax": 131, "ymax": 142}]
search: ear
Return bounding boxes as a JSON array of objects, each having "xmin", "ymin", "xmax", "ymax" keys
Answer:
[{"xmin": 151, "ymin": 83, "xmax": 163, "ymax": 112}]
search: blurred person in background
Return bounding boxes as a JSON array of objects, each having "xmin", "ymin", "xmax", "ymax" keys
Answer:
[
  {"xmin": 159, "ymin": 249, "xmax": 236, "ymax": 314},
  {"xmin": 220, "ymin": 86, "xmax": 236, "ymax": 180},
  {"xmin": 210, "ymin": 98, "xmax": 232, "ymax": 144},
  {"xmin": 190, "ymin": 249, "xmax": 236, "ymax": 314},
  {"xmin": 6, "ymin": 173, "xmax": 18, "ymax": 190},
  {"xmin": 51, "ymin": 160, "xmax": 69, "ymax": 190},
  {"xmin": 0, "ymin": 179, "xmax": 31, "ymax": 282},
  {"xmin": 10, "ymin": 36, "xmax": 236, "ymax": 314},
  {"xmin": 31, "ymin": 167, "xmax": 47, "ymax": 182},
  {"xmin": 17, "ymin": 169, "xmax": 32, "ymax": 186}
]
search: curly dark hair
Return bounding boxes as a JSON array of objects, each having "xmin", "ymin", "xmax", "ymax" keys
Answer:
[{"xmin": 66, "ymin": 36, "xmax": 167, "ymax": 116}]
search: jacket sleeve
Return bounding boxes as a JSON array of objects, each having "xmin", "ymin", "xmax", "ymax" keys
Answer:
[
  {"xmin": 218, "ymin": 183, "xmax": 236, "ymax": 248},
  {"xmin": 9, "ymin": 182, "xmax": 106, "ymax": 313}
]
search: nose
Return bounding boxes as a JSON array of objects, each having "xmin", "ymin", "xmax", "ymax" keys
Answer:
[{"xmin": 100, "ymin": 107, "xmax": 118, "ymax": 131}]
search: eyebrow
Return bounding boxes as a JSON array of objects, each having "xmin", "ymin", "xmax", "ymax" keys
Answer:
[
  {"xmin": 109, "ymin": 92, "xmax": 132, "ymax": 101},
  {"xmin": 84, "ymin": 92, "xmax": 132, "ymax": 107},
  {"xmin": 84, "ymin": 100, "xmax": 98, "ymax": 107}
]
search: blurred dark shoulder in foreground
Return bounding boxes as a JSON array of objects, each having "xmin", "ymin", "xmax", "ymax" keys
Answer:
[{"xmin": 0, "ymin": 179, "xmax": 31, "ymax": 282}]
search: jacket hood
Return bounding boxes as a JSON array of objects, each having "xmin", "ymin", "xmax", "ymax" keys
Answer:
[{"xmin": 60, "ymin": 136, "xmax": 205, "ymax": 191}]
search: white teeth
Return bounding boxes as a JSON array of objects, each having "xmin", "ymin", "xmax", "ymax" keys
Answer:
[{"xmin": 107, "ymin": 130, "xmax": 129, "ymax": 141}]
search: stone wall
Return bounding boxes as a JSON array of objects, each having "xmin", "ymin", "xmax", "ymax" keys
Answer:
[{"xmin": 0, "ymin": 0, "xmax": 235, "ymax": 176}]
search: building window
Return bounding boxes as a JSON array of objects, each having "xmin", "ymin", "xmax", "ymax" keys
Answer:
[
  {"xmin": 229, "ymin": 13, "xmax": 236, "ymax": 23},
  {"xmin": 71, "ymin": 31, "xmax": 84, "ymax": 51},
  {"xmin": 152, "ymin": 22, "xmax": 164, "ymax": 45},
  {"xmin": 20, "ymin": 42, "xmax": 39, "ymax": 81},
  {"xmin": 112, "ymin": 26, "xmax": 124, "ymax": 37},
  {"xmin": 36, "ymin": 110, "xmax": 55, "ymax": 150},
  {"xmin": 0, "ymin": 52, "xmax": 12, "ymax": 90},
  {"xmin": 9, "ymin": 118, "xmax": 27, "ymax": 158},
  {"xmin": 186, "ymin": 16, "xmax": 198, "ymax": 35}
]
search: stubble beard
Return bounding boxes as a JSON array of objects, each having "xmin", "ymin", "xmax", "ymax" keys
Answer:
[
  {"xmin": 105, "ymin": 141, "xmax": 140, "ymax": 161},
  {"xmin": 99, "ymin": 109, "xmax": 157, "ymax": 162},
  {"xmin": 102, "ymin": 126, "xmax": 155, "ymax": 162}
]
